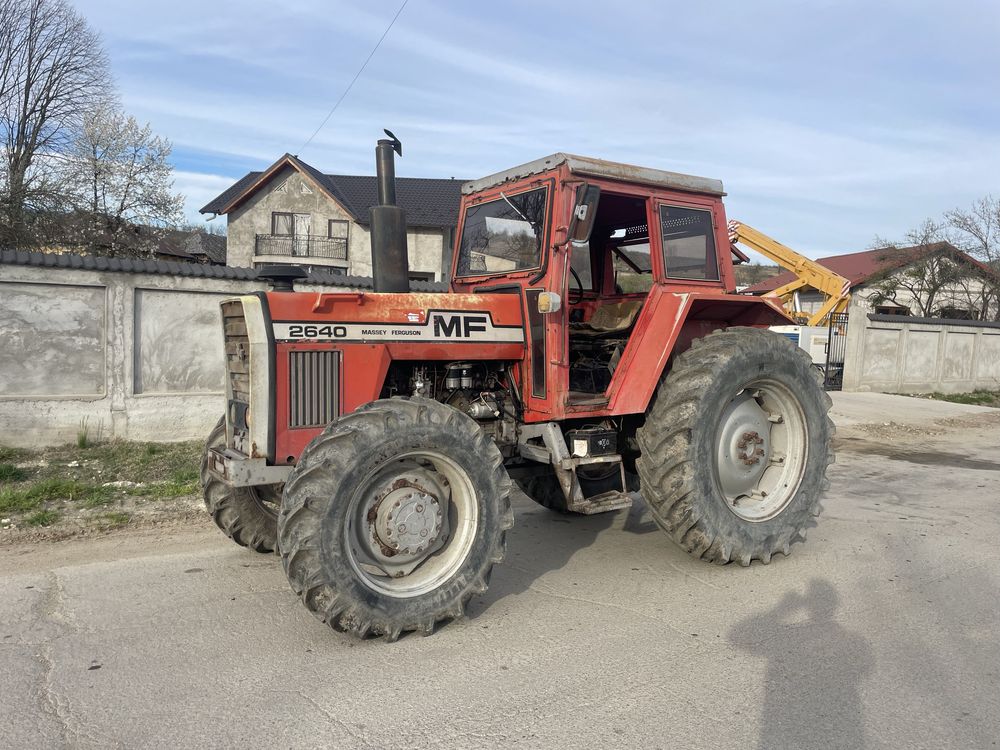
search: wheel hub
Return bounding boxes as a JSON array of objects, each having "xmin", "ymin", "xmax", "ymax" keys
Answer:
[
  {"xmin": 374, "ymin": 489, "xmax": 443, "ymax": 555},
  {"xmin": 356, "ymin": 471, "xmax": 452, "ymax": 579},
  {"xmin": 716, "ymin": 392, "xmax": 771, "ymax": 500}
]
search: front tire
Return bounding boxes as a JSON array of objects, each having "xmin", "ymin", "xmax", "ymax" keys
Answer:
[
  {"xmin": 278, "ymin": 397, "xmax": 514, "ymax": 640},
  {"xmin": 200, "ymin": 416, "xmax": 280, "ymax": 553},
  {"xmin": 636, "ymin": 327, "xmax": 834, "ymax": 566}
]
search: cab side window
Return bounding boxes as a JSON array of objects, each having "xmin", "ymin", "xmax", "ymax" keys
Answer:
[
  {"xmin": 660, "ymin": 205, "xmax": 719, "ymax": 281},
  {"xmin": 613, "ymin": 242, "xmax": 654, "ymax": 293},
  {"xmin": 570, "ymin": 243, "xmax": 594, "ymax": 290}
]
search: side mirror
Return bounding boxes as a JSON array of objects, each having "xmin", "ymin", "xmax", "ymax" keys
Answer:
[{"xmin": 568, "ymin": 184, "xmax": 601, "ymax": 245}]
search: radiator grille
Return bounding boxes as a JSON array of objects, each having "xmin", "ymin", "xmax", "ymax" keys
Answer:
[
  {"xmin": 221, "ymin": 300, "xmax": 252, "ymax": 453},
  {"xmin": 288, "ymin": 350, "xmax": 339, "ymax": 428}
]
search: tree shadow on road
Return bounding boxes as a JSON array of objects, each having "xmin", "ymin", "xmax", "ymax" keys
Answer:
[{"xmin": 729, "ymin": 579, "xmax": 872, "ymax": 750}]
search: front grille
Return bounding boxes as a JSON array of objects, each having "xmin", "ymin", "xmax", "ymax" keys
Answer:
[
  {"xmin": 288, "ymin": 350, "xmax": 339, "ymax": 428},
  {"xmin": 221, "ymin": 300, "xmax": 252, "ymax": 453}
]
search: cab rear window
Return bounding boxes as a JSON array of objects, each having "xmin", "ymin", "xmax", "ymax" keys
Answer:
[{"xmin": 660, "ymin": 205, "xmax": 719, "ymax": 281}]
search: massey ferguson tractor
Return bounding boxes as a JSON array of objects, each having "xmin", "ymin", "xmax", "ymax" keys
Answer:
[{"xmin": 201, "ymin": 133, "xmax": 834, "ymax": 641}]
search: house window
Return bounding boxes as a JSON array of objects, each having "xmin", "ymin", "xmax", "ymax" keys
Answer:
[
  {"xmin": 272, "ymin": 212, "xmax": 293, "ymax": 235},
  {"xmin": 305, "ymin": 264, "xmax": 346, "ymax": 276},
  {"xmin": 875, "ymin": 305, "xmax": 911, "ymax": 316},
  {"xmin": 409, "ymin": 271, "xmax": 435, "ymax": 282},
  {"xmin": 938, "ymin": 307, "xmax": 976, "ymax": 320},
  {"xmin": 660, "ymin": 205, "xmax": 720, "ymax": 281},
  {"xmin": 328, "ymin": 220, "xmax": 349, "ymax": 241}
]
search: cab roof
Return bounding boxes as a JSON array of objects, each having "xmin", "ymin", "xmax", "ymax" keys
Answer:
[{"xmin": 461, "ymin": 153, "xmax": 725, "ymax": 197}]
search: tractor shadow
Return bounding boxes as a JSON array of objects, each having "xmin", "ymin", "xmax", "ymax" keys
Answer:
[
  {"xmin": 467, "ymin": 489, "xmax": 617, "ymax": 620},
  {"xmin": 621, "ymin": 494, "xmax": 659, "ymax": 535}
]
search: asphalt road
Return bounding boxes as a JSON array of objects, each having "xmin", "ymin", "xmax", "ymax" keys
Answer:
[{"xmin": 3, "ymin": 393, "xmax": 999, "ymax": 749}]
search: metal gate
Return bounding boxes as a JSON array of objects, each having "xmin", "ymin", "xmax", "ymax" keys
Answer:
[{"xmin": 823, "ymin": 312, "xmax": 849, "ymax": 390}]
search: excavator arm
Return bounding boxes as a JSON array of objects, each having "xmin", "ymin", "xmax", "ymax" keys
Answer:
[{"xmin": 728, "ymin": 220, "xmax": 851, "ymax": 326}]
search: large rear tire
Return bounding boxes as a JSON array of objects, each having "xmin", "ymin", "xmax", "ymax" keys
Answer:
[
  {"xmin": 200, "ymin": 416, "xmax": 280, "ymax": 553},
  {"xmin": 277, "ymin": 397, "xmax": 514, "ymax": 640},
  {"xmin": 636, "ymin": 327, "xmax": 834, "ymax": 566}
]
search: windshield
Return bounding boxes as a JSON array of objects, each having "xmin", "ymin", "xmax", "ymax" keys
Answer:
[{"xmin": 456, "ymin": 187, "xmax": 548, "ymax": 277}]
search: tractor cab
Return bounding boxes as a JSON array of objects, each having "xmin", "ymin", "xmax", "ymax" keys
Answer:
[{"xmin": 451, "ymin": 154, "xmax": 751, "ymax": 420}]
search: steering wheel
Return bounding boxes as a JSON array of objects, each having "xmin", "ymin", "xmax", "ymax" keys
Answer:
[{"xmin": 569, "ymin": 267, "xmax": 585, "ymax": 305}]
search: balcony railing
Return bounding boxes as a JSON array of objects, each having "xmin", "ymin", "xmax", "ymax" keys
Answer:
[{"xmin": 254, "ymin": 234, "xmax": 348, "ymax": 260}]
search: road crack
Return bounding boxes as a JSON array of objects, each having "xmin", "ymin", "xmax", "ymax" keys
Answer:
[{"xmin": 36, "ymin": 571, "xmax": 78, "ymax": 748}]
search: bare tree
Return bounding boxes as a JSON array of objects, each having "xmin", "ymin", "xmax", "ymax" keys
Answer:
[
  {"xmin": 0, "ymin": 0, "xmax": 110, "ymax": 243},
  {"xmin": 867, "ymin": 218, "xmax": 999, "ymax": 320},
  {"xmin": 867, "ymin": 220, "xmax": 962, "ymax": 317},
  {"xmin": 945, "ymin": 197, "xmax": 1000, "ymax": 319},
  {"xmin": 66, "ymin": 104, "xmax": 184, "ymax": 256},
  {"xmin": 947, "ymin": 195, "xmax": 1000, "ymax": 267}
]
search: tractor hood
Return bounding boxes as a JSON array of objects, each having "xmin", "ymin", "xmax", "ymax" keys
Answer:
[{"xmin": 264, "ymin": 291, "xmax": 526, "ymax": 346}]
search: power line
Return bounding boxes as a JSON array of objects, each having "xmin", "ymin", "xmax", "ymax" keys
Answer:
[{"xmin": 297, "ymin": 0, "xmax": 411, "ymax": 154}]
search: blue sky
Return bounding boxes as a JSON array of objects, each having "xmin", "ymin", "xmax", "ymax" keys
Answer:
[{"xmin": 74, "ymin": 0, "xmax": 1000, "ymax": 258}]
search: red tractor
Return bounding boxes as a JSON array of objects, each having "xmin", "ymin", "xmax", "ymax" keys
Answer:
[{"xmin": 202, "ymin": 133, "xmax": 834, "ymax": 641}]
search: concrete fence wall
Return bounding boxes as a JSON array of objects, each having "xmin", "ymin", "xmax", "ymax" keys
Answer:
[
  {"xmin": 0, "ymin": 260, "xmax": 354, "ymax": 448},
  {"xmin": 843, "ymin": 298, "xmax": 1000, "ymax": 394}
]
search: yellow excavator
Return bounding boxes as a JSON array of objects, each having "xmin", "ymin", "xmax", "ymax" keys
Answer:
[{"xmin": 728, "ymin": 220, "xmax": 851, "ymax": 326}]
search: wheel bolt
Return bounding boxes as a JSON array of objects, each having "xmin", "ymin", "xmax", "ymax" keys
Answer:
[{"xmin": 420, "ymin": 529, "xmax": 428, "ymax": 537}]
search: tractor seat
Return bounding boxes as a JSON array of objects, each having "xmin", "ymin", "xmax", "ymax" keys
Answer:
[{"xmin": 569, "ymin": 300, "xmax": 643, "ymax": 336}]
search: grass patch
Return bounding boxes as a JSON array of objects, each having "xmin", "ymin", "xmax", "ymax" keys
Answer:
[
  {"xmin": 129, "ymin": 468, "xmax": 200, "ymax": 499},
  {"xmin": 0, "ymin": 439, "xmax": 202, "ymax": 529},
  {"xmin": 97, "ymin": 511, "xmax": 132, "ymax": 528},
  {"xmin": 0, "ymin": 479, "xmax": 113, "ymax": 513},
  {"xmin": 0, "ymin": 463, "xmax": 27, "ymax": 482},
  {"xmin": 72, "ymin": 440, "xmax": 201, "ymax": 483},
  {"xmin": 124, "ymin": 470, "xmax": 200, "ymax": 500},
  {"xmin": 926, "ymin": 390, "xmax": 1000, "ymax": 407},
  {"xmin": 79, "ymin": 487, "xmax": 116, "ymax": 508},
  {"xmin": 24, "ymin": 509, "xmax": 61, "ymax": 527},
  {"xmin": 0, "ymin": 488, "xmax": 43, "ymax": 513},
  {"xmin": 0, "ymin": 446, "xmax": 27, "ymax": 463}
]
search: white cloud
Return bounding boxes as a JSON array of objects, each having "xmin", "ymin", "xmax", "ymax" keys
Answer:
[{"xmin": 172, "ymin": 171, "xmax": 236, "ymax": 226}]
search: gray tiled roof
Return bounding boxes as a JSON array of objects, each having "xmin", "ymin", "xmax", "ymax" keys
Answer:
[
  {"xmin": 199, "ymin": 155, "xmax": 465, "ymax": 229},
  {"xmin": 329, "ymin": 175, "xmax": 464, "ymax": 229},
  {"xmin": 0, "ymin": 248, "xmax": 448, "ymax": 291},
  {"xmin": 200, "ymin": 172, "xmax": 262, "ymax": 216}
]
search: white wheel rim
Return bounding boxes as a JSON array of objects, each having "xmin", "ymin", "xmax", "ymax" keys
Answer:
[
  {"xmin": 344, "ymin": 450, "xmax": 479, "ymax": 598},
  {"xmin": 714, "ymin": 379, "xmax": 808, "ymax": 522}
]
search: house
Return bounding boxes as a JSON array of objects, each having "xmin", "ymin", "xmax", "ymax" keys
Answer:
[
  {"xmin": 743, "ymin": 242, "xmax": 1000, "ymax": 320},
  {"xmin": 154, "ymin": 228, "xmax": 227, "ymax": 265},
  {"xmin": 199, "ymin": 153, "xmax": 465, "ymax": 281}
]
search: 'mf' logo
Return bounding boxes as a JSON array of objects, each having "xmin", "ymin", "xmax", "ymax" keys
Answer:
[{"xmin": 432, "ymin": 313, "xmax": 488, "ymax": 338}]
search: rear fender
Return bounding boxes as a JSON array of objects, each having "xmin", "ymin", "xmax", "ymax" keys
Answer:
[{"xmin": 605, "ymin": 289, "xmax": 791, "ymax": 415}]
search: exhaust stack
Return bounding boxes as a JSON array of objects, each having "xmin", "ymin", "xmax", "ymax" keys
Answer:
[{"xmin": 370, "ymin": 129, "xmax": 410, "ymax": 293}]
